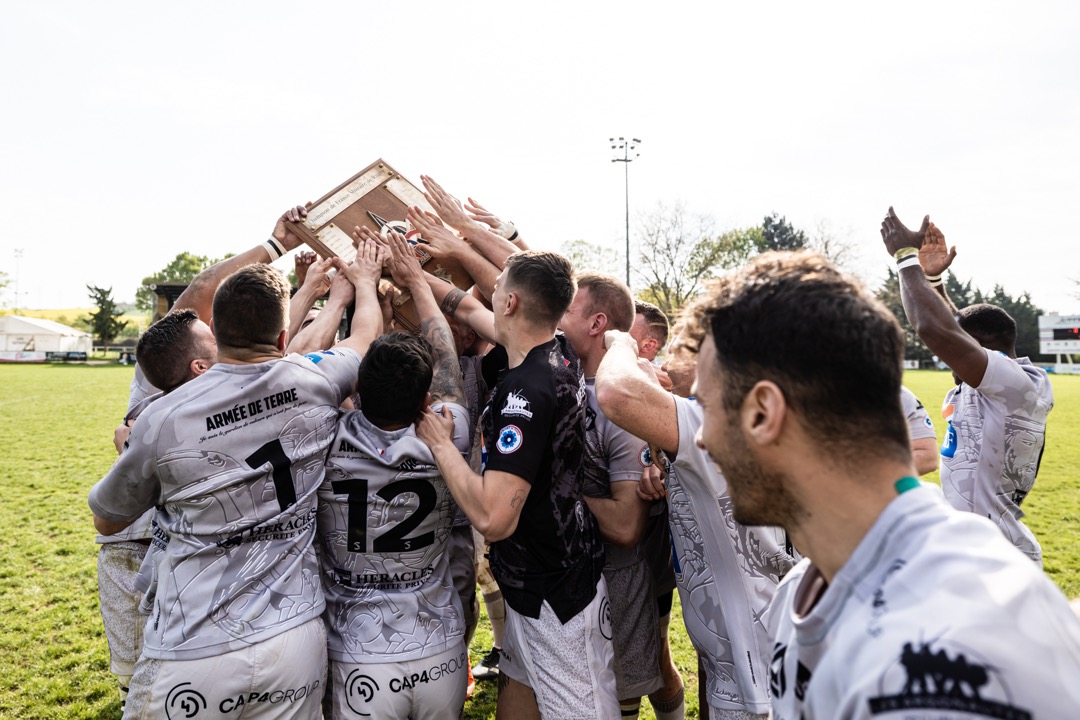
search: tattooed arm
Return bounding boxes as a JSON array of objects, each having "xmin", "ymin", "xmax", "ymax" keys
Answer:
[{"xmin": 382, "ymin": 230, "xmax": 466, "ymax": 406}]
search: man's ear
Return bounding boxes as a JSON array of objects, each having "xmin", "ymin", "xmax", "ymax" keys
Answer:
[
  {"xmin": 504, "ymin": 292, "xmax": 519, "ymax": 317},
  {"xmin": 277, "ymin": 328, "xmax": 288, "ymax": 352},
  {"xmin": 191, "ymin": 357, "xmax": 212, "ymax": 377},
  {"xmin": 422, "ymin": 391, "xmax": 433, "ymax": 411},
  {"xmin": 641, "ymin": 337, "xmax": 658, "ymax": 356},
  {"xmin": 589, "ymin": 312, "xmax": 608, "ymax": 337},
  {"xmin": 741, "ymin": 380, "xmax": 786, "ymax": 446}
]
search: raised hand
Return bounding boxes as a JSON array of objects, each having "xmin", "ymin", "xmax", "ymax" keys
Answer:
[
  {"xmin": 407, "ymin": 206, "xmax": 469, "ymax": 260},
  {"xmin": 272, "ymin": 204, "xmax": 311, "ymax": 252},
  {"xmin": 421, "ymin": 175, "xmax": 472, "ymax": 230},
  {"xmin": 880, "ymin": 206, "xmax": 930, "ymax": 256},
  {"xmin": 465, "ymin": 197, "xmax": 516, "ymax": 239},
  {"xmin": 919, "ymin": 222, "xmax": 957, "ymax": 277},
  {"xmin": 335, "ymin": 238, "xmax": 384, "ymax": 288},
  {"xmin": 298, "ymin": 254, "xmax": 334, "ymax": 296},
  {"xmin": 383, "ymin": 229, "xmax": 426, "ymax": 290},
  {"xmin": 415, "ymin": 405, "xmax": 456, "ymax": 451}
]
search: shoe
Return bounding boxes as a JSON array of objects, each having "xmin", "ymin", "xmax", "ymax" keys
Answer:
[{"xmin": 472, "ymin": 646, "xmax": 501, "ymax": 681}]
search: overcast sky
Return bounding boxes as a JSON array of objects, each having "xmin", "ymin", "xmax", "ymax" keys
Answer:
[{"xmin": 1, "ymin": 1, "xmax": 1077, "ymax": 314}]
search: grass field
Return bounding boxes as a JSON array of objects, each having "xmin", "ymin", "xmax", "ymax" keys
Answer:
[{"xmin": 0, "ymin": 364, "xmax": 1075, "ymax": 718}]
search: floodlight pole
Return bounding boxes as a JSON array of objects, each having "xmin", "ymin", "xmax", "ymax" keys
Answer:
[
  {"xmin": 13, "ymin": 248, "xmax": 23, "ymax": 313},
  {"xmin": 610, "ymin": 137, "xmax": 641, "ymax": 287}
]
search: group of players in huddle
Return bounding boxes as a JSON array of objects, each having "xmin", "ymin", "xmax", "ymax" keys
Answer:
[{"xmin": 89, "ymin": 178, "xmax": 1080, "ymax": 720}]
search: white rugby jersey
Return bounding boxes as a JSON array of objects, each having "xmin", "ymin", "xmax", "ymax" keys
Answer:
[
  {"xmin": 668, "ymin": 396, "xmax": 795, "ymax": 715},
  {"xmin": 766, "ymin": 484, "xmax": 1080, "ymax": 719},
  {"xmin": 940, "ymin": 350, "xmax": 1052, "ymax": 564},
  {"xmin": 582, "ymin": 379, "xmax": 651, "ymax": 569},
  {"xmin": 900, "ymin": 386, "xmax": 936, "ymax": 442},
  {"xmin": 89, "ymin": 349, "xmax": 360, "ymax": 661},
  {"xmin": 97, "ymin": 368, "xmax": 161, "ymax": 545},
  {"xmin": 319, "ymin": 402, "xmax": 471, "ymax": 663}
]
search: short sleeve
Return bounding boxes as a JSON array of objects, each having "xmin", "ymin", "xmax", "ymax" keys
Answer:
[
  {"xmin": 977, "ymin": 350, "xmax": 1043, "ymax": 411},
  {"xmin": 88, "ymin": 414, "xmax": 162, "ymax": 522},
  {"xmin": 302, "ymin": 348, "xmax": 361, "ymax": 404},
  {"xmin": 484, "ymin": 379, "xmax": 554, "ymax": 485},
  {"xmin": 900, "ymin": 386, "xmax": 936, "ymax": 441}
]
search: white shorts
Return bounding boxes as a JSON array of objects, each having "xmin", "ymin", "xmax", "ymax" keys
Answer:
[
  {"xmin": 328, "ymin": 641, "xmax": 468, "ymax": 719},
  {"xmin": 98, "ymin": 542, "xmax": 149, "ymax": 677},
  {"xmin": 123, "ymin": 617, "xmax": 326, "ymax": 720},
  {"xmin": 500, "ymin": 577, "xmax": 619, "ymax": 720}
]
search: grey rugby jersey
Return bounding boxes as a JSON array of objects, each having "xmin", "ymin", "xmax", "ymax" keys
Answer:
[
  {"xmin": 319, "ymin": 402, "xmax": 471, "ymax": 663},
  {"xmin": 940, "ymin": 350, "xmax": 1052, "ymax": 564},
  {"xmin": 89, "ymin": 349, "xmax": 359, "ymax": 660}
]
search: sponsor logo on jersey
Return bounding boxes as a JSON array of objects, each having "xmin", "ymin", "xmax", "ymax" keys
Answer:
[
  {"xmin": 941, "ymin": 422, "xmax": 958, "ymax": 458},
  {"xmin": 501, "ymin": 391, "xmax": 533, "ymax": 419},
  {"xmin": 165, "ymin": 680, "xmax": 321, "ymax": 717},
  {"xmin": 166, "ymin": 683, "xmax": 206, "ymax": 719},
  {"xmin": 497, "ymin": 425, "xmax": 523, "ymax": 454},
  {"xmin": 598, "ymin": 595, "xmax": 612, "ymax": 640},
  {"xmin": 867, "ymin": 641, "xmax": 1031, "ymax": 718},
  {"xmin": 344, "ymin": 670, "xmax": 379, "ymax": 715},
  {"xmin": 387, "ymin": 652, "xmax": 467, "ymax": 693}
]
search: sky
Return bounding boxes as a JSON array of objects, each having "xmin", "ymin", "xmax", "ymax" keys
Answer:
[{"xmin": 1, "ymin": 1, "xmax": 1078, "ymax": 314}]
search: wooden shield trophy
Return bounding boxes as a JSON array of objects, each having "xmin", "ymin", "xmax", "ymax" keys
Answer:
[{"xmin": 285, "ymin": 159, "xmax": 473, "ymax": 333}]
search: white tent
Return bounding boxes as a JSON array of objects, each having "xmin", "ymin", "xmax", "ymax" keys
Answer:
[{"xmin": 0, "ymin": 315, "xmax": 92, "ymax": 361}]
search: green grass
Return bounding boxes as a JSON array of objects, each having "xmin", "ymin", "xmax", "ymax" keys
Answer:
[{"xmin": 0, "ymin": 365, "xmax": 1074, "ymax": 718}]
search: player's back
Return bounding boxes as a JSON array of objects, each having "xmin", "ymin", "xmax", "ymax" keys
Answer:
[{"xmin": 319, "ymin": 402, "xmax": 472, "ymax": 663}]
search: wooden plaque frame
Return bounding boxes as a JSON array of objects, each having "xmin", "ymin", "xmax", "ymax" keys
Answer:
[{"xmin": 286, "ymin": 159, "xmax": 473, "ymax": 333}]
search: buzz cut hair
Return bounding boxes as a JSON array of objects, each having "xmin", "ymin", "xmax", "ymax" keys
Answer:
[
  {"xmin": 690, "ymin": 250, "xmax": 910, "ymax": 466},
  {"xmin": 503, "ymin": 251, "xmax": 576, "ymax": 328},
  {"xmin": 575, "ymin": 272, "xmax": 635, "ymax": 332},
  {"xmin": 956, "ymin": 303, "xmax": 1017, "ymax": 355},
  {"xmin": 634, "ymin": 300, "xmax": 670, "ymax": 348}
]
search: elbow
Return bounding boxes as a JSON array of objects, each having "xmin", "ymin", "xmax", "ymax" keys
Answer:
[
  {"xmin": 477, "ymin": 513, "xmax": 519, "ymax": 544},
  {"xmin": 595, "ymin": 380, "xmax": 633, "ymax": 425},
  {"xmin": 94, "ymin": 514, "xmax": 129, "ymax": 536}
]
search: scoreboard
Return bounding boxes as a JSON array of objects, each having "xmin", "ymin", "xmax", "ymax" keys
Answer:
[{"xmin": 1039, "ymin": 315, "xmax": 1080, "ymax": 354}]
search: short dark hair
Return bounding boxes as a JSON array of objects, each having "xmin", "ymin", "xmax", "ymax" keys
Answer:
[
  {"xmin": 576, "ymin": 272, "xmax": 635, "ymax": 332},
  {"xmin": 504, "ymin": 251, "xmax": 575, "ymax": 327},
  {"xmin": 358, "ymin": 332, "xmax": 434, "ymax": 427},
  {"xmin": 211, "ymin": 265, "xmax": 290, "ymax": 351},
  {"xmin": 691, "ymin": 250, "xmax": 910, "ymax": 465},
  {"xmin": 956, "ymin": 303, "xmax": 1016, "ymax": 354},
  {"xmin": 136, "ymin": 309, "xmax": 203, "ymax": 392},
  {"xmin": 634, "ymin": 300, "xmax": 670, "ymax": 348}
]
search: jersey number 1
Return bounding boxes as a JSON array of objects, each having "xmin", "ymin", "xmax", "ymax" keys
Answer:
[{"xmin": 245, "ymin": 439, "xmax": 297, "ymax": 511}]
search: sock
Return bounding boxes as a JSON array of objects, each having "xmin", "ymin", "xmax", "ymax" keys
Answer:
[
  {"xmin": 619, "ymin": 699, "xmax": 641, "ymax": 719},
  {"xmin": 482, "ymin": 589, "xmax": 506, "ymax": 648},
  {"xmin": 652, "ymin": 685, "xmax": 684, "ymax": 720}
]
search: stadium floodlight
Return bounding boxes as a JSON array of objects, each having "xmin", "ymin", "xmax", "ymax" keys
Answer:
[{"xmin": 609, "ymin": 137, "xmax": 641, "ymax": 287}]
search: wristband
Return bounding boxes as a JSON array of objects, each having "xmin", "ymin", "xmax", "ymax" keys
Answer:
[
  {"xmin": 495, "ymin": 221, "xmax": 517, "ymax": 240},
  {"xmin": 896, "ymin": 255, "xmax": 921, "ymax": 271},
  {"xmin": 263, "ymin": 238, "xmax": 285, "ymax": 262},
  {"xmin": 507, "ymin": 229, "xmax": 520, "ymax": 242},
  {"xmin": 926, "ymin": 274, "xmax": 943, "ymax": 287},
  {"xmin": 892, "ymin": 246, "xmax": 918, "ymax": 261}
]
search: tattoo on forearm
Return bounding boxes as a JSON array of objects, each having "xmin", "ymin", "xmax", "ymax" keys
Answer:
[
  {"xmin": 420, "ymin": 316, "xmax": 465, "ymax": 404},
  {"xmin": 510, "ymin": 490, "xmax": 525, "ymax": 511},
  {"xmin": 440, "ymin": 288, "xmax": 467, "ymax": 317}
]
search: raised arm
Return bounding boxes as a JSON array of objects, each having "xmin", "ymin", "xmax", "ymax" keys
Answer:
[
  {"xmin": 330, "ymin": 238, "xmax": 386, "ymax": 357},
  {"xmin": 288, "ymin": 255, "xmax": 334, "ymax": 340},
  {"xmin": 286, "ymin": 270, "xmax": 351, "ymax": 355},
  {"xmin": 382, "ymin": 230, "xmax": 466, "ymax": 407},
  {"xmin": 465, "ymin": 197, "xmax": 529, "ymax": 251},
  {"xmin": 406, "ymin": 206, "xmax": 502, "ymax": 301},
  {"xmin": 881, "ymin": 207, "xmax": 989, "ymax": 386},
  {"xmin": 919, "ymin": 220, "xmax": 959, "ymax": 312},
  {"xmin": 416, "ymin": 408, "xmax": 530, "ymax": 542},
  {"xmin": 595, "ymin": 331, "xmax": 680, "ymax": 454},
  {"xmin": 421, "ymin": 176, "xmax": 521, "ymax": 268},
  {"xmin": 173, "ymin": 205, "xmax": 308, "ymax": 321},
  {"xmin": 425, "ymin": 274, "xmax": 497, "ymax": 345}
]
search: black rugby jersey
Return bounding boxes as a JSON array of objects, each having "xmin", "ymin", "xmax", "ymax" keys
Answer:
[{"xmin": 483, "ymin": 336, "xmax": 605, "ymax": 622}]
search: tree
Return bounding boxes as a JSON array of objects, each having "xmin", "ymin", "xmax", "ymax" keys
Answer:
[
  {"xmin": 634, "ymin": 202, "xmax": 759, "ymax": 317},
  {"xmin": 84, "ymin": 285, "xmax": 130, "ymax": 345},
  {"xmin": 135, "ymin": 252, "xmax": 216, "ymax": 313},
  {"xmin": 559, "ymin": 239, "xmax": 623, "ymax": 278},
  {"xmin": 875, "ymin": 269, "xmax": 934, "ymax": 364},
  {"xmin": 758, "ymin": 213, "xmax": 808, "ymax": 253},
  {"xmin": 807, "ymin": 220, "xmax": 860, "ymax": 272}
]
